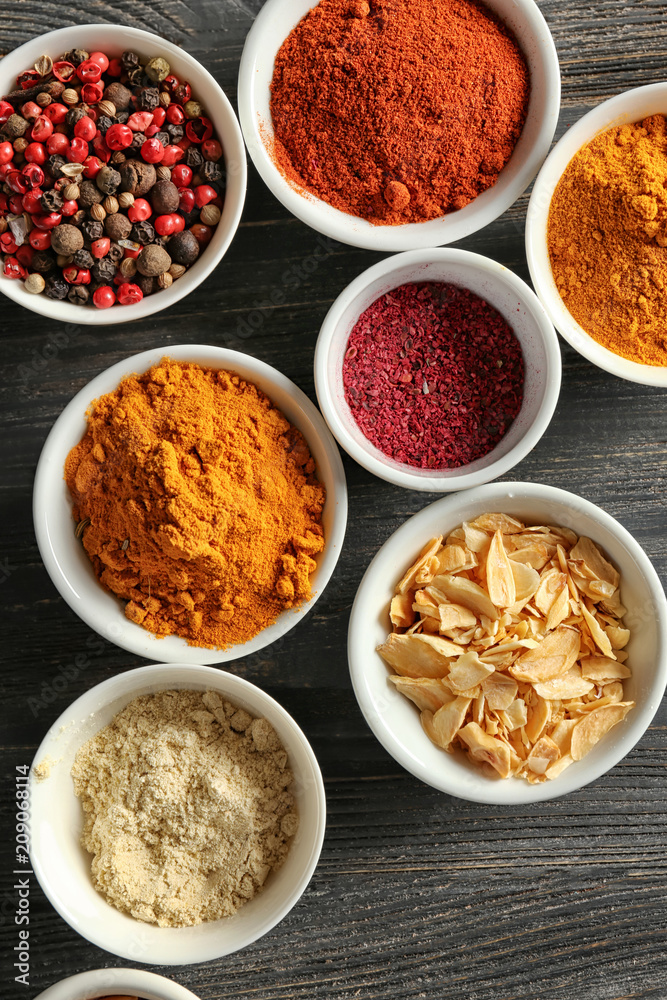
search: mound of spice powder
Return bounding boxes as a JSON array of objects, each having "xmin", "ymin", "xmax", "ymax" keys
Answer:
[
  {"xmin": 65, "ymin": 359, "xmax": 326, "ymax": 649},
  {"xmin": 342, "ymin": 283, "xmax": 524, "ymax": 468},
  {"xmin": 270, "ymin": 0, "xmax": 529, "ymax": 225}
]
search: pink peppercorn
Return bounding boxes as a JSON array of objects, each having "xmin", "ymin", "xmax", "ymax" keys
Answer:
[
  {"xmin": 117, "ymin": 283, "xmax": 143, "ymax": 305},
  {"xmin": 31, "ymin": 116, "xmax": 53, "ymax": 141},
  {"xmin": 0, "ymin": 231, "xmax": 17, "ymax": 254},
  {"xmin": 29, "ymin": 229, "xmax": 51, "ymax": 250},
  {"xmin": 194, "ymin": 184, "xmax": 217, "ymax": 208},
  {"xmin": 166, "ymin": 104, "xmax": 185, "ymax": 125},
  {"xmin": 152, "ymin": 106, "xmax": 166, "ymax": 127},
  {"xmin": 61, "ymin": 199, "xmax": 78, "ymax": 216},
  {"xmin": 22, "ymin": 190, "xmax": 42, "ymax": 214},
  {"xmin": 44, "ymin": 102, "xmax": 68, "ymax": 124},
  {"xmin": 46, "ymin": 133, "xmax": 69, "ymax": 155},
  {"xmin": 67, "ymin": 137, "xmax": 89, "ymax": 163},
  {"xmin": 141, "ymin": 138, "xmax": 164, "ymax": 163},
  {"xmin": 154, "ymin": 213, "xmax": 178, "ymax": 236},
  {"xmin": 74, "ymin": 116, "xmax": 96, "ymax": 142},
  {"xmin": 93, "ymin": 285, "xmax": 115, "ymax": 309},
  {"xmin": 21, "ymin": 101, "xmax": 41, "ymax": 121},
  {"xmin": 178, "ymin": 187, "xmax": 195, "ymax": 213},
  {"xmin": 89, "ymin": 51, "xmax": 109, "ymax": 72},
  {"xmin": 127, "ymin": 198, "xmax": 151, "ymax": 223},
  {"xmin": 91, "ymin": 237, "xmax": 111, "ymax": 258},
  {"xmin": 24, "ymin": 142, "xmax": 46, "ymax": 165},
  {"xmin": 0, "ymin": 101, "xmax": 13, "ymax": 124},
  {"xmin": 202, "ymin": 139, "xmax": 222, "ymax": 161},
  {"xmin": 0, "ymin": 141, "xmax": 13, "ymax": 164},
  {"xmin": 162, "ymin": 144, "xmax": 184, "ymax": 166},
  {"xmin": 3, "ymin": 256, "xmax": 26, "ymax": 279},
  {"xmin": 107, "ymin": 57, "xmax": 122, "ymax": 76},
  {"xmin": 171, "ymin": 164, "xmax": 192, "ymax": 188},
  {"xmin": 83, "ymin": 155, "xmax": 103, "ymax": 178},
  {"xmin": 77, "ymin": 60, "xmax": 102, "ymax": 84},
  {"xmin": 22, "ymin": 163, "xmax": 44, "ymax": 187},
  {"xmin": 105, "ymin": 124, "xmax": 133, "ymax": 150},
  {"xmin": 127, "ymin": 111, "xmax": 153, "ymax": 132},
  {"xmin": 342, "ymin": 282, "xmax": 525, "ymax": 470}
]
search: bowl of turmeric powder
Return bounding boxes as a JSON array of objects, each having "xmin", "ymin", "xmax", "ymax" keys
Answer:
[
  {"xmin": 238, "ymin": 0, "xmax": 560, "ymax": 250},
  {"xmin": 33, "ymin": 345, "xmax": 348, "ymax": 662},
  {"xmin": 526, "ymin": 82, "xmax": 667, "ymax": 385}
]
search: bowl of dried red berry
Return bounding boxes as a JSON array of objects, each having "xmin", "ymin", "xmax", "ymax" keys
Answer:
[
  {"xmin": 0, "ymin": 24, "xmax": 246, "ymax": 323},
  {"xmin": 314, "ymin": 248, "xmax": 562, "ymax": 491}
]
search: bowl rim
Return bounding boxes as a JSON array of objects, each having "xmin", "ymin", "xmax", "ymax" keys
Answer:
[
  {"xmin": 525, "ymin": 81, "xmax": 667, "ymax": 387},
  {"xmin": 314, "ymin": 248, "xmax": 562, "ymax": 491},
  {"xmin": 29, "ymin": 662, "xmax": 327, "ymax": 965},
  {"xmin": 237, "ymin": 0, "xmax": 561, "ymax": 251},
  {"xmin": 32, "ymin": 344, "xmax": 348, "ymax": 663},
  {"xmin": 0, "ymin": 23, "xmax": 247, "ymax": 325},
  {"xmin": 33, "ymin": 967, "xmax": 202, "ymax": 1000},
  {"xmin": 348, "ymin": 481, "xmax": 667, "ymax": 804}
]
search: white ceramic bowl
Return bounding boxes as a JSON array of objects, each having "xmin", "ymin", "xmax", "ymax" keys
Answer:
[
  {"xmin": 348, "ymin": 482, "xmax": 667, "ymax": 805},
  {"xmin": 29, "ymin": 662, "xmax": 327, "ymax": 964},
  {"xmin": 526, "ymin": 83, "xmax": 667, "ymax": 387},
  {"xmin": 0, "ymin": 24, "xmax": 246, "ymax": 325},
  {"xmin": 314, "ymin": 249, "xmax": 561, "ymax": 491},
  {"xmin": 34, "ymin": 968, "xmax": 201, "ymax": 1000},
  {"xmin": 33, "ymin": 344, "xmax": 347, "ymax": 662},
  {"xmin": 238, "ymin": 0, "xmax": 560, "ymax": 251}
]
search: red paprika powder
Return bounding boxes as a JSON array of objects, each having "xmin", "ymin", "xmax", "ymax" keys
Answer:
[
  {"xmin": 342, "ymin": 282, "xmax": 524, "ymax": 468},
  {"xmin": 270, "ymin": 0, "xmax": 529, "ymax": 225}
]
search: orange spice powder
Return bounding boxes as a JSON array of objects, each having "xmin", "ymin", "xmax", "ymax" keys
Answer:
[
  {"xmin": 548, "ymin": 113, "xmax": 667, "ymax": 366},
  {"xmin": 65, "ymin": 359, "xmax": 326, "ymax": 648}
]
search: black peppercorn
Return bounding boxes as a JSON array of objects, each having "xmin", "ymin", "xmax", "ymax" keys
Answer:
[
  {"xmin": 41, "ymin": 188, "xmax": 64, "ymax": 212},
  {"xmin": 64, "ymin": 48, "xmax": 89, "ymax": 66},
  {"xmin": 72, "ymin": 209, "xmax": 87, "ymax": 227},
  {"xmin": 46, "ymin": 154, "xmax": 66, "ymax": 179},
  {"xmin": 73, "ymin": 248, "xmax": 95, "ymax": 268},
  {"xmin": 107, "ymin": 242, "xmax": 123, "ymax": 264},
  {"xmin": 126, "ymin": 66, "xmax": 144, "ymax": 87},
  {"xmin": 137, "ymin": 87, "xmax": 159, "ymax": 112},
  {"xmin": 45, "ymin": 274, "xmax": 68, "ymax": 300},
  {"xmin": 66, "ymin": 106, "xmax": 90, "ymax": 129},
  {"xmin": 121, "ymin": 50, "xmax": 140, "ymax": 71},
  {"xmin": 152, "ymin": 235, "xmax": 168, "ymax": 249},
  {"xmin": 165, "ymin": 123, "xmax": 184, "ymax": 142},
  {"xmin": 155, "ymin": 131, "xmax": 170, "ymax": 148},
  {"xmin": 116, "ymin": 110, "xmax": 130, "ymax": 124},
  {"xmin": 96, "ymin": 165, "xmax": 121, "ymax": 195},
  {"xmin": 131, "ymin": 221, "xmax": 155, "ymax": 245},
  {"xmin": 96, "ymin": 115, "xmax": 114, "ymax": 136},
  {"xmin": 31, "ymin": 250, "xmax": 55, "ymax": 273},
  {"xmin": 92, "ymin": 257, "xmax": 116, "ymax": 283},
  {"xmin": 136, "ymin": 273, "xmax": 155, "ymax": 296},
  {"xmin": 67, "ymin": 285, "xmax": 89, "ymax": 305},
  {"xmin": 202, "ymin": 160, "xmax": 223, "ymax": 184},
  {"xmin": 128, "ymin": 131, "xmax": 146, "ymax": 154},
  {"xmin": 185, "ymin": 147, "xmax": 203, "ymax": 170},
  {"xmin": 78, "ymin": 180, "xmax": 104, "ymax": 207},
  {"xmin": 81, "ymin": 219, "xmax": 104, "ymax": 242}
]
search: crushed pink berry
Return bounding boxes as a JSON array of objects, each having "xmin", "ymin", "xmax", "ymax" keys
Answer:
[{"xmin": 342, "ymin": 282, "xmax": 525, "ymax": 470}]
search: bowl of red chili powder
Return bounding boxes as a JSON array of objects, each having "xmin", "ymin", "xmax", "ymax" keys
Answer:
[
  {"xmin": 314, "ymin": 249, "xmax": 561, "ymax": 491},
  {"xmin": 238, "ymin": 0, "xmax": 560, "ymax": 250}
]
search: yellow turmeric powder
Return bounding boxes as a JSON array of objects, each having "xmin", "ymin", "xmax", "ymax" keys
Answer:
[
  {"xmin": 65, "ymin": 358, "xmax": 326, "ymax": 649},
  {"xmin": 548, "ymin": 113, "xmax": 667, "ymax": 366}
]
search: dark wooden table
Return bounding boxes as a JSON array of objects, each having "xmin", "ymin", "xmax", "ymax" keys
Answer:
[{"xmin": 1, "ymin": 2, "xmax": 666, "ymax": 998}]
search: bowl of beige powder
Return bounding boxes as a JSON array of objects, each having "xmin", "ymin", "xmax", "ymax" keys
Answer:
[{"xmin": 29, "ymin": 663, "xmax": 326, "ymax": 965}]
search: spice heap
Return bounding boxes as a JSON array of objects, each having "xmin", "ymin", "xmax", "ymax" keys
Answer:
[
  {"xmin": 378, "ymin": 514, "xmax": 634, "ymax": 782},
  {"xmin": 71, "ymin": 689, "xmax": 298, "ymax": 926},
  {"xmin": 548, "ymin": 113, "xmax": 667, "ymax": 366},
  {"xmin": 270, "ymin": 0, "xmax": 529, "ymax": 225},
  {"xmin": 65, "ymin": 359, "xmax": 326, "ymax": 648},
  {"xmin": 0, "ymin": 47, "xmax": 224, "ymax": 308},
  {"xmin": 342, "ymin": 282, "xmax": 524, "ymax": 469}
]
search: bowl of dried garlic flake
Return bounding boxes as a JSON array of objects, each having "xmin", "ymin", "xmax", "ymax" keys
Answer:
[
  {"xmin": 348, "ymin": 481, "xmax": 667, "ymax": 804},
  {"xmin": 29, "ymin": 663, "xmax": 326, "ymax": 964}
]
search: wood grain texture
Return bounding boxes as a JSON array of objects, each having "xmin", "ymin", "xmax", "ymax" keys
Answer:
[{"xmin": 1, "ymin": 2, "xmax": 667, "ymax": 998}]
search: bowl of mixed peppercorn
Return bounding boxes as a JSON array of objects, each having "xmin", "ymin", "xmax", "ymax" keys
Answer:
[{"xmin": 0, "ymin": 24, "xmax": 246, "ymax": 322}]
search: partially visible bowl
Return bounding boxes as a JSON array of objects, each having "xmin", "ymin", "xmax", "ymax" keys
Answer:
[
  {"xmin": 34, "ymin": 968, "xmax": 201, "ymax": 1000},
  {"xmin": 0, "ymin": 24, "xmax": 246, "ymax": 325},
  {"xmin": 348, "ymin": 481, "xmax": 667, "ymax": 804},
  {"xmin": 526, "ymin": 82, "xmax": 667, "ymax": 387},
  {"xmin": 29, "ymin": 663, "xmax": 327, "ymax": 964},
  {"xmin": 33, "ymin": 344, "xmax": 348, "ymax": 663},
  {"xmin": 238, "ymin": 0, "xmax": 560, "ymax": 251},
  {"xmin": 314, "ymin": 249, "xmax": 561, "ymax": 492}
]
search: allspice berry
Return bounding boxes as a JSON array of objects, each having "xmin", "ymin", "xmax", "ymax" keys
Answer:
[
  {"xmin": 150, "ymin": 179, "xmax": 179, "ymax": 215},
  {"xmin": 136, "ymin": 244, "xmax": 171, "ymax": 277},
  {"xmin": 79, "ymin": 180, "xmax": 104, "ymax": 207},
  {"xmin": 119, "ymin": 159, "xmax": 157, "ymax": 197},
  {"xmin": 104, "ymin": 213, "xmax": 132, "ymax": 241},
  {"xmin": 50, "ymin": 224, "xmax": 84, "ymax": 256},
  {"xmin": 24, "ymin": 273, "xmax": 46, "ymax": 294},
  {"xmin": 1, "ymin": 114, "xmax": 29, "ymax": 139},
  {"xmin": 103, "ymin": 81, "xmax": 132, "ymax": 111},
  {"xmin": 167, "ymin": 230, "xmax": 200, "ymax": 266}
]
